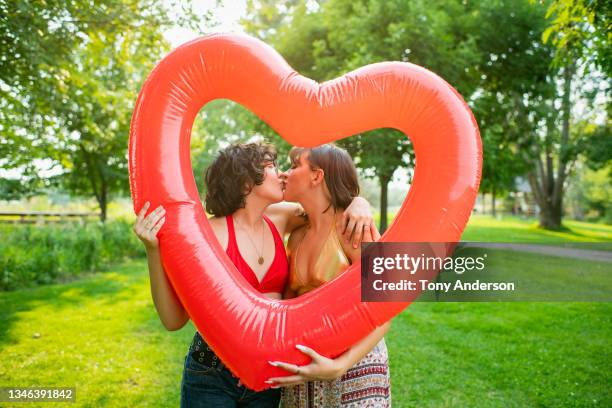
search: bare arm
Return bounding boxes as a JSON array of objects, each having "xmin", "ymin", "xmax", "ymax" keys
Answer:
[
  {"xmin": 266, "ymin": 322, "xmax": 391, "ymax": 385},
  {"xmin": 265, "ymin": 202, "xmax": 306, "ymax": 237},
  {"xmin": 266, "ymin": 197, "xmax": 375, "ymax": 245},
  {"xmin": 145, "ymin": 247, "xmax": 189, "ymax": 331},
  {"xmin": 332, "ymin": 322, "xmax": 390, "ymax": 376},
  {"xmin": 134, "ymin": 202, "xmax": 189, "ymax": 331},
  {"xmin": 336, "ymin": 212, "xmax": 381, "ymax": 264}
]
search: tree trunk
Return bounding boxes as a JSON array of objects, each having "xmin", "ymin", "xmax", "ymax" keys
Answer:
[
  {"xmin": 527, "ymin": 65, "xmax": 573, "ymax": 230},
  {"xmin": 79, "ymin": 142, "xmax": 107, "ymax": 223},
  {"xmin": 481, "ymin": 192, "xmax": 486, "ymax": 215},
  {"xmin": 540, "ymin": 201, "xmax": 563, "ymax": 229},
  {"xmin": 99, "ymin": 183, "xmax": 107, "ymax": 223},
  {"xmin": 379, "ymin": 174, "xmax": 391, "ymax": 233},
  {"xmin": 491, "ymin": 188, "xmax": 496, "ymax": 217},
  {"xmin": 528, "ymin": 171, "xmax": 563, "ymax": 229}
]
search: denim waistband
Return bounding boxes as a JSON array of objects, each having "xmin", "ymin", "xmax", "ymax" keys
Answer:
[
  {"xmin": 185, "ymin": 333, "xmax": 277, "ymax": 399},
  {"xmin": 189, "ymin": 332, "xmax": 226, "ymax": 371}
]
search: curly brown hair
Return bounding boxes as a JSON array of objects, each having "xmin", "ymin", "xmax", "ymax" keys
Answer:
[{"xmin": 204, "ymin": 142, "xmax": 277, "ymax": 217}]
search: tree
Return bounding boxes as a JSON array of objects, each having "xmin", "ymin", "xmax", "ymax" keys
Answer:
[
  {"xmin": 473, "ymin": 0, "xmax": 595, "ymax": 229},
  {"xmin": 243, "ymin": 0, "xmax": 482, "ymax": 231},
  {"xmin": 542, "ymin": 0, "xmax": 611, "ymax": 77},
  {"xmin": 1, "ymin": 1, "xmax": 213, "ymax": 220},
  {"xmin": 534, "ymin": 0, "xmax": 610, "ymax": 228}
]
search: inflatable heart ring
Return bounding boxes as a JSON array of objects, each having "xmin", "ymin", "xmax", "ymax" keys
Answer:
[{"xmin": 129, "ymin": 33, "xmax": 481, "ymax": 390}]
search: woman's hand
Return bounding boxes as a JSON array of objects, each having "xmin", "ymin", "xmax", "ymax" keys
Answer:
[
  {"xmin": 265, "ymin": 345, "xmax": 348, "ymax": 388},
  {"xmin": 339, "ymin": 196, "xmax": 376, "ymax": 248},
  {"xmin": 133, "ymin": 201, "xmax": 166, "ymax": 251}
]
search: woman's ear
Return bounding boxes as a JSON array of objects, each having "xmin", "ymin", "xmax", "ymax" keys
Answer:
[
  {"xmin": 242, "ymin": 181, "xmax": 253, "ymax": 195},
  {"xmin": 311, "ymin": 168, "xmax": 325, "ymax": 186}
]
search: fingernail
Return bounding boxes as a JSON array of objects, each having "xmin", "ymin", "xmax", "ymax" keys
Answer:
[
  {"xmin": 296, "ymin": 344, "xmax": 306, "ymax": 351},
  {"xmin": 264, "ymin": 380, "xmax": 274, "ymax": 384},
  {"xmin": 271, "ymin": 386, "xmax": 280, "ymax": 389},
  {"xmin": 268, "ymin": 361, "xmax": 279, "ymax": 367}
]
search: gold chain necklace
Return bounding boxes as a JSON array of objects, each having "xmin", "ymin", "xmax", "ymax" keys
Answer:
[{"xmin": 235, "ymin": 216, "xmax": 265, "ymax": 265}]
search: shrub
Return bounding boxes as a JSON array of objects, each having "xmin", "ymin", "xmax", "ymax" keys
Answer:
[{"xmin": 0, "ymin": 220, "xmax": 144, "ymax": 291}]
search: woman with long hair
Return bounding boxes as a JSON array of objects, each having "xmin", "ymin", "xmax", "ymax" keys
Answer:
[{"xmin": 268, "ymin": 144, "xmax": 391, "ymax": 407}]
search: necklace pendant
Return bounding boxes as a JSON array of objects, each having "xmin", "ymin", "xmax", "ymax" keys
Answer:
[{"xmin": 258, "ymin": 256, "xmax": 264, "ymax": 265}]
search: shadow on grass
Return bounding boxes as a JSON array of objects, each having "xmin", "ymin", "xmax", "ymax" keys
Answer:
[{"xmin": 0, "ymin": 259, "xmax": 148, "ymax": 349}]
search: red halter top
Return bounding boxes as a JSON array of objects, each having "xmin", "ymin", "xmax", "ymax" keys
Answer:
[{"xmin": 225, "ymin": 214, "xmax": 288, "ymax": 294}]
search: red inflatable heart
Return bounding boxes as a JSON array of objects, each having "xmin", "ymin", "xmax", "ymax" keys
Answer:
[{"xmin": 129, "ymin": 33, "xmax": 481, "ymax": 390}]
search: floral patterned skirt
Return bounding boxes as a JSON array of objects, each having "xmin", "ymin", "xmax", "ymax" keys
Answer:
[{"xmin": 280, "ymin": 338, "xmax": 391, "ymax": 407}]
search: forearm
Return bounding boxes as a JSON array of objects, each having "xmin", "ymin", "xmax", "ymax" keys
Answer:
[
  {"xmin": 336, "ymin": 321, "xmax": 391, "ymax": 375},
  {"xmin": 146, "ymin": 248, "xmax": 189, "ymax": 331},
  {"xmin": 267, "ymin": 202, "xmax": 306, "ymax": 235}
]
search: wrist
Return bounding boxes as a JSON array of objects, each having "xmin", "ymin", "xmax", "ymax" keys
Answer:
[
  {"xmin": 334, "ymin": 356, "xmax": 351, "ymax": 378},
  {"xmin": 145, "ymin": 246, "xmax": 160, "ymax": 255},
  {"xmin": 355, "ymin": 196, "xmax": 369, "ymax": 206}
]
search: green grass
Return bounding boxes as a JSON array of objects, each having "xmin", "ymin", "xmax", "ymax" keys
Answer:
[
  {"xmin": 388, "ymin": 302, "xmax": 611, "ymax": 407},
  {"xmin": 418, "ymin": 249, "xmax": 612, "ymax": 302},
  {"xmin": 462, "ymin": 215, "xmax": 612, "ymax": 243},
  {"xmin": 0, "ymin": 260, "xmax": 193, "ymax": 407},
  {"xmin": 1, "ymin": 216, "xmax": 611, "ymax": 406},
  {"xmin": 378, "ymin": 213, "xmax": 612, "ymax": 243}
]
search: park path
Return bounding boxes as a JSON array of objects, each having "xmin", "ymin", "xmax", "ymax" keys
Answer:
[{"xmin": 462, "ymin": 243, "xmax": 612, "ymax": 263}]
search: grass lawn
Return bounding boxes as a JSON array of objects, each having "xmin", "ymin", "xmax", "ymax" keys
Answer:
[
  {"xmin": 377, "ymin": 213, "xmax": 612, "ymax": 243},
  {"xmin": 1, "ymin": 215, "xmax": 611, "ymax": 407},
  {"xmin": 462, "ymin": 215, "xmax": 612, "ymax": 243},
  {"xmin": 0, "ymin": 260, "xmax": 190, "ymax": 407}
]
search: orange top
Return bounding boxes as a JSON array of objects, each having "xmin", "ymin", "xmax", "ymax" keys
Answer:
[{"xmin": 287, "ymin": 220, "xmax": 351, "ymax": 296}]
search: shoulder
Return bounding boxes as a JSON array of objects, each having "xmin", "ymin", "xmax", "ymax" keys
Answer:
[
  {"xmin": 265, "ymin": 202, "xmax": 300, "ymax": 219},
  {"xmin": 207, "ymin": 215, "xmax": 227, "ymax": 230},
  {"xmin": 207, "ymin": 216, "xmax": 228, "ymax": 250}
]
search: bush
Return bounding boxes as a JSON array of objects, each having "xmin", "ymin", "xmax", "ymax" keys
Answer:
[{"xmin": 0, "ymin": 220, "xmax": 144, "ymax": 291}]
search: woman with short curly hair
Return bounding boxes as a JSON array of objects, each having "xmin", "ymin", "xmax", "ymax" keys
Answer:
[{"xmin": 133, "ymin": 140, "xmax": 374, "ymax": 407}]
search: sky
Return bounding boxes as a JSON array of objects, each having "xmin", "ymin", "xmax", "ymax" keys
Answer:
[{"xmin": 163, "ymin": 0, "xmax": 247, "ymax": 48}]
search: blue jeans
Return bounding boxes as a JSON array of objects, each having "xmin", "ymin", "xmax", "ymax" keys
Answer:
[{"xmin": 180, "ymin": 332, "xmax": 280, "ymax": 407}]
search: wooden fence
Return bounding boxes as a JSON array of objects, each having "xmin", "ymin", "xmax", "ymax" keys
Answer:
[{"xmin": 0, "ymin": 212, "xmax": 99, "ymax": 224}]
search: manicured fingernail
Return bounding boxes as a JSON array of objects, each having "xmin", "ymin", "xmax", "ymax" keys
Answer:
[
  {"xmin": 264, "ymin": 380, "xmax": 274, "ymax": 384},
  {"xmin": 271, "ymin": 385, "xmax": 280, "ymax": 389},
  {"xmin": 296, "ymin": 344, "xmax": 306, "ymax": 351},
  {"xmin": 268, "ymin": 361, "xmax": 279, "ymax": 366}
]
